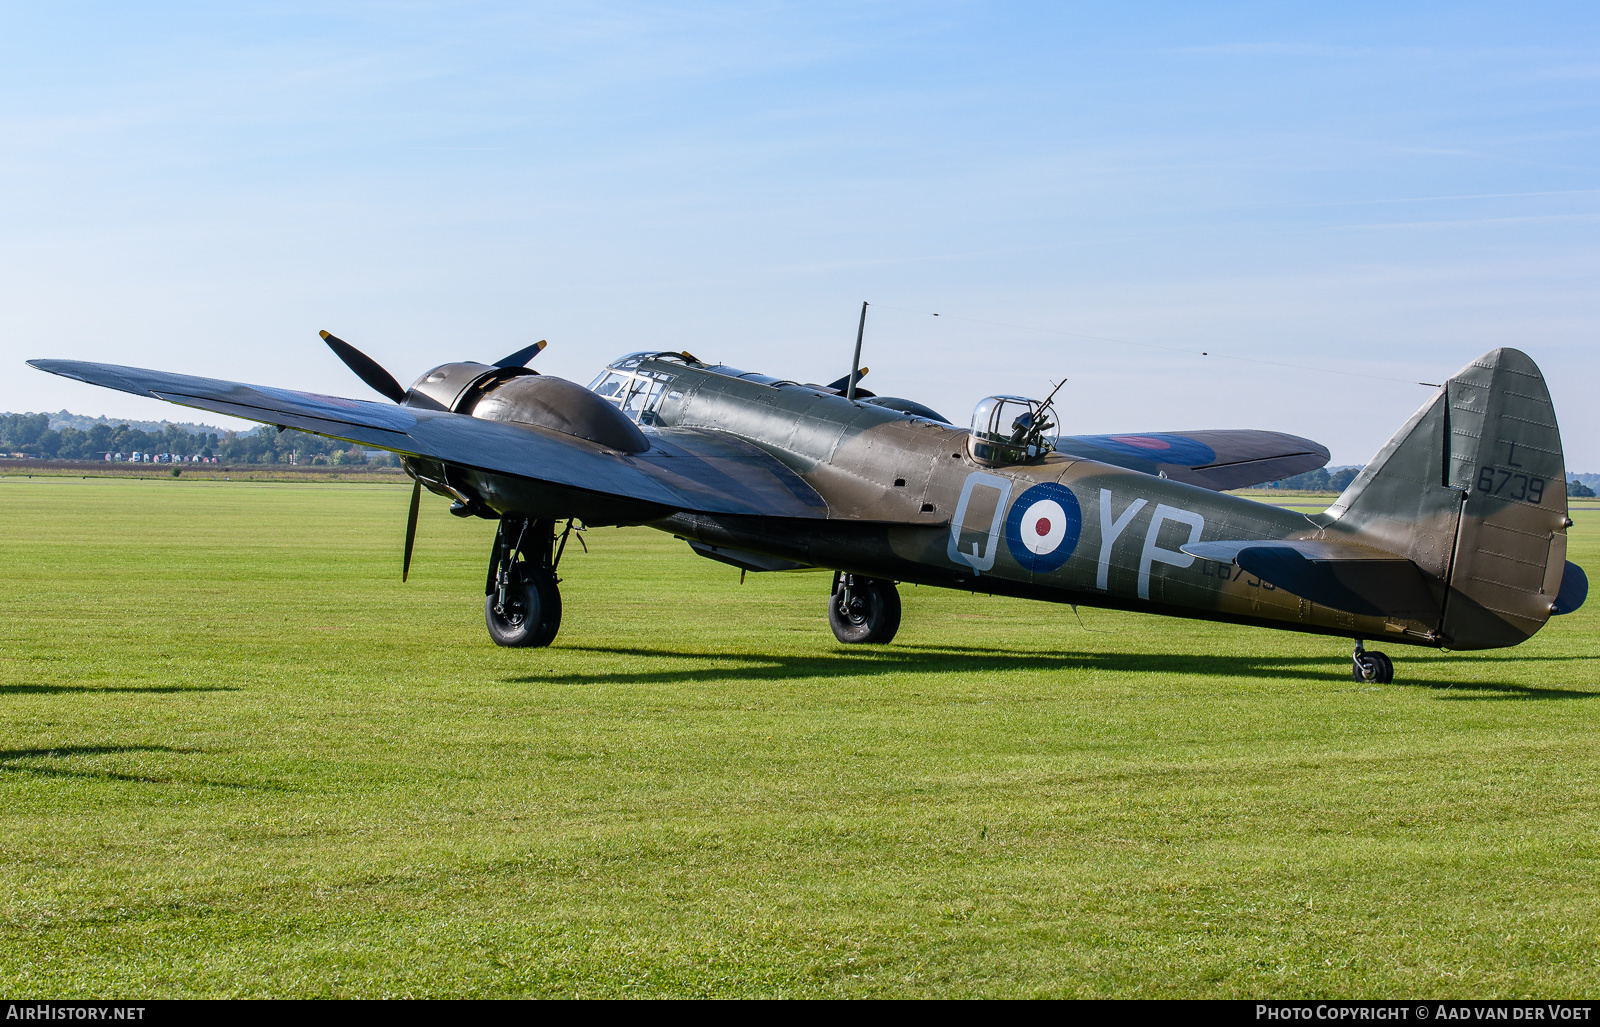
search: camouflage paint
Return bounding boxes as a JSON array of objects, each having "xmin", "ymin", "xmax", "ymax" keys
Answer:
[{"xmin": 636, "ymin": 348, "xmax": 1570, "ymax": 651}]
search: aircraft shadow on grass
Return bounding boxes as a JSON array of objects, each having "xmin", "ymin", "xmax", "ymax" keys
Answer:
[
  {"xmin": 0, "ymin": 683, "xmax": 240, "ymax": 696},
  {"xmin": 0, "ymin": 743, "xmax": 285, "ymax": 791},
  {"xmin": 515, "ymin": 645, "xmax": 1598, "ymax": 701}
]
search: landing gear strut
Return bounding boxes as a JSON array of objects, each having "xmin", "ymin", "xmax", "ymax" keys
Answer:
[
  {"xmin": 829, "ymin": 573, "xmax": 902, "ymax": 644},
  {"xmin": 1351, "ymin": 640, "xmax": 1394, "ymax": 684},
  {"xmin": 485, "ymin": 517, "xmax": 563, "ymax": 648}
]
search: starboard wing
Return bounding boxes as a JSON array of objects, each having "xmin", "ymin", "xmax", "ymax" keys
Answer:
[
  {"xmin": 28, "ymin": 359, "xmax": 828, "ymax": 520},
  {"xmin": 1056, "ymin": 429, "xmax": 1330, "ymax": 491}
]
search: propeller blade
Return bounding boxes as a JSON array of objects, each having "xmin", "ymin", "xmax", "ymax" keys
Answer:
[
  {"xmin": 402, "ymin": 478, "xmax": 421, "ymax": 582},
  {"xmin": 493, "ymin": 340, "xmax": 546, "ymax": 368},
  {"xmin": 321, "ymin": 330, "xmax": 408, "ymax": 404},
  {"xmin": 825, "ymin": 367, "xmax": 868, "ymax": 393}
]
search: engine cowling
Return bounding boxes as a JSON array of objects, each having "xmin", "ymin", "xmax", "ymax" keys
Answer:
[
  {"xmin": 473, "ymin": 374, "xmax": 650, "ymax": 454},
  {"xmin": 405, "ymin": 362, "xmax": 517, "ymax": 412}
]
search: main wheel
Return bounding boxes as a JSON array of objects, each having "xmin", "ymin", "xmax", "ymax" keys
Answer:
[
  {"xmin": 829, "ymin": 575, "xmax": 902, "ymax": 644},
  {"xmin": 1352, "ymin": 650, "xmax": 1394, "ymax": 684},
  {"xmin": 486, "ymin": 571, "xmax": 562, "ymax": 648}
]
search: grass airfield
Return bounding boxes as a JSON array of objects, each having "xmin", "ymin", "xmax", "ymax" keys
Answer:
[{"xmin": 2, "ymin": 475, "xmax": 1597, "ymax": 998}]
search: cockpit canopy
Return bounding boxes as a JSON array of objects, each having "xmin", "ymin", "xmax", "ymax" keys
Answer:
[
  {"xmin": 587, "ymin": 353, "xmax": 683, "ymax": 425},
  {"xmin": 968, "ymin": 394, "xmax": 1058, "ymax": 466}
]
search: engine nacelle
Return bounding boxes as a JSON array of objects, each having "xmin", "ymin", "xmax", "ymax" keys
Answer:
[
  {"xmin": 405, "ymin": 362, "xmax": 525, "ymax": 412},
  {"xmin": 860, "ymin": 396, "xmax": 952, "ymax": 424},
  {"xmin": 474, "ymin": 375, "xmax": 650, "ymax": 454},
  {"xmin": 405, "ymin": 361, "xmax": 649, "ymax": 454}
]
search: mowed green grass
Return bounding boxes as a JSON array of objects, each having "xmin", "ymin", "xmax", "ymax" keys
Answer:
[{"xmin": 1, "ymin": 476, "xmax": 1597, "ymax": 998}]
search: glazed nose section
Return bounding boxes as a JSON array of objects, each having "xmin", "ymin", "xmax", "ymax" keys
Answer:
[{"xmin": 1552, "ymin": 561, "xmax": 1588, "ymax": 615}]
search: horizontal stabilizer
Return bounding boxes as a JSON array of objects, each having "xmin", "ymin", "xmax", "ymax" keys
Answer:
[
  {"xmin": 1554, "ymin": 561, "xmax": 1588, "ymax": 615},
  {"xmin": 1182, "ymin": 539, "xmax": 1439, "ymax": 620}
]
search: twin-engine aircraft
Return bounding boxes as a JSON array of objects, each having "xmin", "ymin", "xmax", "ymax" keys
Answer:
[{"xmin": 30, "ymin": 335, "xmax": 1586, "ymax": 683}]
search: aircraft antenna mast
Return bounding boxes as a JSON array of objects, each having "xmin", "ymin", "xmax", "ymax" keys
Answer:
[{"xmin": 846, "ymin": 301, "xmax": 868, "ymax": 401}]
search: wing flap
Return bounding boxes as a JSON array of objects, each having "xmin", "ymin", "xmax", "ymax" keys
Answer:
[{"xmin": 1182, "ymin": 539, "xmax": 1440, "ymax": 620}]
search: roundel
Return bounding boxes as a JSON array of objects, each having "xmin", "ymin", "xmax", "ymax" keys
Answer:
[
  {"xmin": 1082, "ymin": 433, "xmax": 1217, "ymax": 467},
  {"xmin": 1004, "ymin": 482, "xmax": 1083, "ymax": 574}
]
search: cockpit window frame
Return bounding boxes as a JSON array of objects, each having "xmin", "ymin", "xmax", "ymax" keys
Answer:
[
  {"xmin": 968, "ymin": 394, "xmax": 1059, "ymax": 466},
  {"xmin": 587, "ymin": 365, "xmax": 678, "ymax": 425}
]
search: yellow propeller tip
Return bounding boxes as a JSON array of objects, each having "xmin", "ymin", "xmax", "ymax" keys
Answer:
[{"xmin": 319, "ymin": 330, "xmax": 331, "ymax": 340}]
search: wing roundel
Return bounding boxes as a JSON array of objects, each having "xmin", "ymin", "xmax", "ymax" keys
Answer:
[{"xmin": 1056, "ymin": 429, "xmax": 1331, "ymax": 491}]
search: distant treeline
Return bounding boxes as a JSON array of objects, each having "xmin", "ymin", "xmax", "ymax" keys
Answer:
[
  {"xmin": 1265, "ymin": 462, "xmax": 1598, "ymax": 498},
  {"xmin": 1263, "ymin": 466, "xmax": 1360, "ymax": 492},
  {"xmin": 41, "ymin": 409, "xmax": 223, "ymax": 437},
  {"xmin": 0, "ymin": 412, "xmax": 398, "ymax": 466}
]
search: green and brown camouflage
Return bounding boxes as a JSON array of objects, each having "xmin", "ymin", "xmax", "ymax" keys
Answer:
[
  {"xmin": 30, "ymin": 339, "xmax": 1582, "ymax": 658},
  {"xmin": 632, "ymin": 346, "xmax": 1574, "ymax": 652}
]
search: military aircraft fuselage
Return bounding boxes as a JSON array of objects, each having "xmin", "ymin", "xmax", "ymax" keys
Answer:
[{"xmin": 417, "ymin": 353, "xmax": 1465, "ymax": 649}]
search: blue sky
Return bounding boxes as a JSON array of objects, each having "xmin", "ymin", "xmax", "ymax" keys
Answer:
[{"xmin": 2, "ymin": 2, "xmax": 1596, "ymax": 467}]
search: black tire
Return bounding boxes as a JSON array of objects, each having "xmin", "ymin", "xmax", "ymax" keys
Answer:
[
  {"xmin": 486, "ymin": 572, "xmax": 562, "ymax": 648},
  {"xmin": 1352, "ymin": 650, "xmax": 1394, "ymax": 684},
  {"xmin": 829, "ymin": 575, "xmax": 902, "ymax": 644}
]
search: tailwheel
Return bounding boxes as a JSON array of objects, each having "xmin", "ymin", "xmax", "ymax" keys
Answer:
[
  {"xmin": 1351, "ymin": 641, "xmax": 1394, "ymax": 684},
  {"xmin": 829, "ymin": 573, "xmax": 902, "ymax": 644},
  {"xmin": 485, "ymin": 517, "xmax": 564, "ymax": 648}
]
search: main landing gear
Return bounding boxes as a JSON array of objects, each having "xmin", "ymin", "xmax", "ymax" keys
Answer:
[
  {"xmin": 485, "ymin": 517, "xmax": 569, "ymax": 648},
  {"xmin": 829, "ymin": 573, "xmax": 902, "ymax": 644},
  {"xmin": 1351, "ymin": 640, "xmax": 1394, "ymax": 684}
]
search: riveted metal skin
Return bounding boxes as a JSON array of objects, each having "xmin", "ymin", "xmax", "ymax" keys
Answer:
[{"xmin": 29, "ymin": 346, "xmax": 1573, "ymax": 652}]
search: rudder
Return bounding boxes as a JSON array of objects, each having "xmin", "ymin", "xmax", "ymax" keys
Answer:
[{"xmin": 1320, "ymin": 348, "xmax": 1569, "ymax": 649}]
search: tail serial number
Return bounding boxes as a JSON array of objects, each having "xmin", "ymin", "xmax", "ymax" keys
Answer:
[{"xmin": 1475, "ymin": 467, "xmax": 1546, "ymax": 504}]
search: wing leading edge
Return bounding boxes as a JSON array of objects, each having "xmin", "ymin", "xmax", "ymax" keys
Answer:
[
  {"xmin": 28, "ymin": 359, "xmax": 828, "ymax": 520},
  {"xmin": 1057, "ymin": 429, "xmax": 1331, "ymax": 491}
]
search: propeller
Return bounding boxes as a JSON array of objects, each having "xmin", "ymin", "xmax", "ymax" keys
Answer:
[
  {"xmin": 319, "ymin": 328, "xmax": 548, "ymax": 583},
  {"xmin": 320, "ymin": 330, "xmax": 407, "ymax": 403},
  {"xmin": 402, "ymin": 478, "xmax": 422, "ymax": 582},
  {"xmin": 321, "ymin": 330, "xmax": 549, "ymax": 403},
  {"xmin": 494, "ymin": 340, "xmax": 546, "ymax": 367},
  {"xmin": 825, "ymin": 367, "xmax": 870, "ymax": 394}
]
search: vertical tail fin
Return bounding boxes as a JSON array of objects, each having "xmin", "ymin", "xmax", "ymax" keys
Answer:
[{"xmin": 1322, "ymin": 348, "xmax": 1569, "ymax": 649}]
